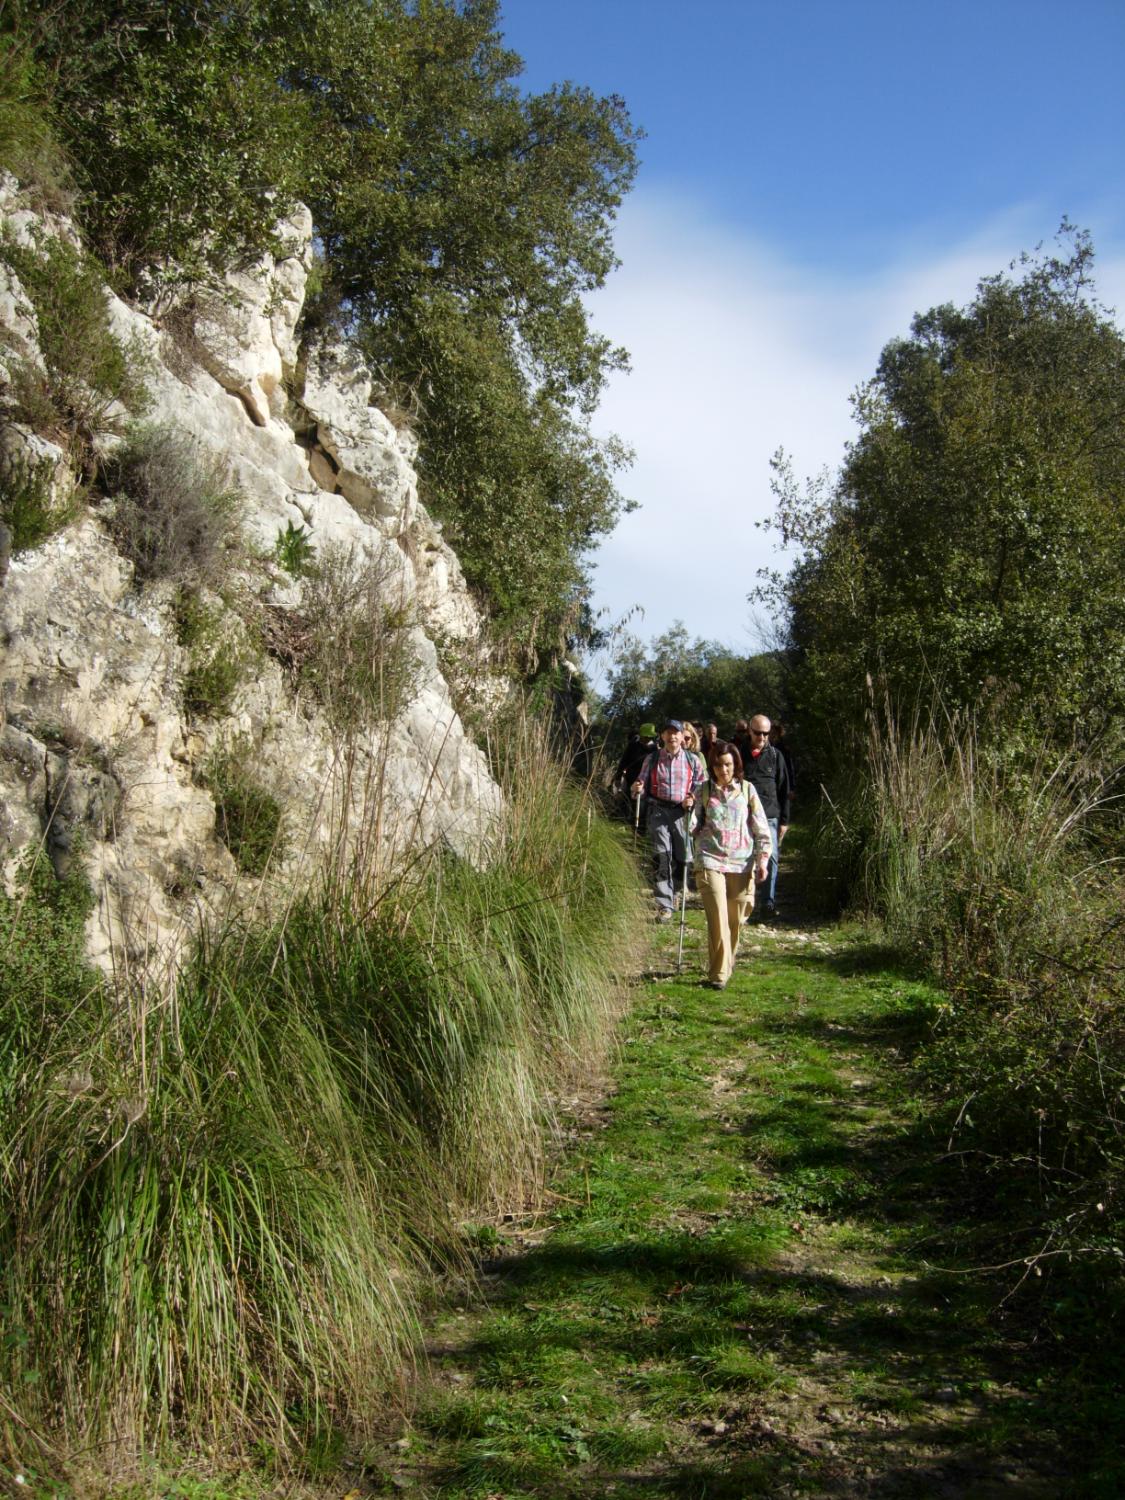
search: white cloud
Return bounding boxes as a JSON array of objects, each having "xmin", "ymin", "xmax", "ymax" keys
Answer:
[{"xmin": 582, "ymin": 187, "xmax": 1125, "ymax": 669}]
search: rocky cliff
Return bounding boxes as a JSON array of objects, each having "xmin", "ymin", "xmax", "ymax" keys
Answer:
[{"xmin": 0, "ymin": 178, "xmax": 503, "ymax": 977}]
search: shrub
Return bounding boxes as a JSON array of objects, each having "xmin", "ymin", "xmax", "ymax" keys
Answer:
[
  {"xmin": 0, "ymin": 444, "xmax": 74, "ymax": 552},
  {"xmin": 814, "ymin": 705, "xmax": 1125, "ymax": 1276},
  {"xmin": 297, "ymin": 543, "xmax": 417, "ymax": 735},
  {"xmin": 106, "ymin": 425, "xmax": 241, "ymax": 585},
  {"xmin": 0, "ymin": 230, "xmax": 149, "ymax": 455},
  {"xmin": 202, "ymin": 747, "xmax": 285, "ymax": 876},
  {"xmin": 0, "ymin": 51, "xmax": 72, "ymax": 209}
]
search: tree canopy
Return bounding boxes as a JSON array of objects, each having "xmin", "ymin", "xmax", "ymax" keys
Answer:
[
  {"xmin": 5, "ymin": 0, "xmax": 641, "ymax": 646},
  {"xmin": 759, "ymin": 227, "xmax": 1125, "ymax": 769},
  {"xmin": 602, "ymin": 623, "xmax": 786, "ymax": 735}
]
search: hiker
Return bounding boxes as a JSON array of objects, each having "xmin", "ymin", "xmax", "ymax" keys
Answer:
[
  {"xmin": 700, "ymin": 721, "xmax": 719, "ymax": 760},
  {"xmin": 680, "ymin": 722, "xmax": 707, "ymax": 780},
  {"xmin": 613, "ymin": 723, "xmax": 656, "ymax": 818},
  {"xmin": 631, "ymin": 717, "xmax": 705, "ymax": 923},
  {"xmin": 692, "ymin": 740, "xmax": 772, "ymax": 989},
  {"xmin": 743, "ymin": 714, "xmax": 791, "ymax": 917},
  {"xmin": 679, "ymin": 724, "xmax": 707, "ymax": 889}
]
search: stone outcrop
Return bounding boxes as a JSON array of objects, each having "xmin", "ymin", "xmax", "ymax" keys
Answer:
[{"xmin": 0, "ymin": 178, "xmax": 503, "ymax": 978}]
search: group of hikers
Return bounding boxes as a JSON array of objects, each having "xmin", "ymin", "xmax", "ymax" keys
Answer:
[{"xmin": 613, "ymin": 716, "xmax": 794, "ymax": 990}]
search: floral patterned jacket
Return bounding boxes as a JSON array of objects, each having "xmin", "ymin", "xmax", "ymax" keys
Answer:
[{"xmin": 692, "ymin": 779, "xmax": 772, "ymax": 874}]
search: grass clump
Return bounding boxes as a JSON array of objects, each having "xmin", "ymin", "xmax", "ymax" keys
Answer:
[
  {"xmin": 296, "ymin": 542, "xmax": 417, "ymax": 733},
  {"xmin": 202, "ymin": 747, "xmax": 285, "ymax": 876},
  {"xmin": 174, "ymin": 587, "xmax": 252, "ymax": 720},
  {"xmin": 0, "ymin": 847, "xmax": 101, "ymax": 1111},
  {"xmin": 0, "ymin": 712, "xmax": 642, "ymax": 1471},
  {"xmin": 0, "ymin": 445, "xmax": 75, "ymax": 552},
  {"xmin": 105, "ymin": 425, "xmax": 241, "ymax": 586}
]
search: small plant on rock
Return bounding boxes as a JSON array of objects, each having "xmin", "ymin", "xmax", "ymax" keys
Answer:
[
  {"xmin": 0, "ymin": 445, "xmax": 74, "ymax": 552},
  {"xmin": 274, "ymin": 518, "xmax": 314, "ymax": 578},
  {"xmin": 202, "ymin": 745, "xmax": 285, "ymax": 876},
  {"xmin": 174, "ymin": 586, "xmax": 251, "ymax": 720},
  {"xmin": 106, "ymin": 425, "xmax": 241, "ymax": 585}
]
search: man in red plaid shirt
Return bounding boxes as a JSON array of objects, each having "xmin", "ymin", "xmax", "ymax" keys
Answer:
[{"xmin": 631, "ymin": 718, "xmax": 705, "ymax": 922}]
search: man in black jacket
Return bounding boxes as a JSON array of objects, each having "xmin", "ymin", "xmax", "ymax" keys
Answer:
[{"xmin": 743, "ymin": 714, "xmax": 790, "ymax": 916}]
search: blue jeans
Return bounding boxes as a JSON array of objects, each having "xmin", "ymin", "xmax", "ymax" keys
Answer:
[{"xmin": 762, "ymin": 818, "xmax": 779, "ymax": 907}]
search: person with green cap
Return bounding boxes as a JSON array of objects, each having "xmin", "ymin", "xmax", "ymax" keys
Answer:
[{"xmin": 613, "ymin": 723, "xmax": 657, "ymax": 818}]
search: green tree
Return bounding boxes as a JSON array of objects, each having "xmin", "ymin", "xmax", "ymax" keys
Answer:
[
  {"xmin": 603, "ymin": 623, "xmax": 785, "ymax": 735},
  {"xmin": 13, "ymin": 0, "xmax": 641, "ymax": 646},
  {"xmin": 9, "ymin": 0, "xmax": 318, "ymax": 285},
  {"xmin": 761, "ymin": 226, "xmax": 1125, "ymax": 769},
  {"xmin": 296, "ymin": 0, "xmax": 640, "ymax": 642}
]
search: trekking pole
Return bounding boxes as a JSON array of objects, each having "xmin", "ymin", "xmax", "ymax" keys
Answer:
[
  {"xmin": 632, "ymin": 789, "xmax": 641, "ymax": 854},
  {"xmin": 677, "ymin": 806, "xmax": 692, "ymax": 974}
]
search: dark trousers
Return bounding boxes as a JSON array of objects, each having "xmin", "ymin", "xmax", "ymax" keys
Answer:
[{"xmin": 647, "ymin": 799, "xmax": 689, "ymax": 912}]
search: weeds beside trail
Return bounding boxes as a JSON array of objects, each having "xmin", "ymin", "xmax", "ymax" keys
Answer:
[
  {"xmin": 0, "ymin": 719, "xmax": 645, "ymax": 1488},
  {"xmin": 384, "ymin": 893, "xmax": 1123, "ymax": 1498}
]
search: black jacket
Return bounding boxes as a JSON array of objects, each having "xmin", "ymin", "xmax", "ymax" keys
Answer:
[
  {"xmin": 616, "ymin": 736, "xmax": 655, "ymax": 786},
  {"xmin": 743, "ymin": 744, "xmax": 791, "ymax": 825}
]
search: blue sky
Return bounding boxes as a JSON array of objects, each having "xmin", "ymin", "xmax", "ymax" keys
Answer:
[{"xmin": 496, "ymin": 0, "xmax": 1125, "ymax": 665}]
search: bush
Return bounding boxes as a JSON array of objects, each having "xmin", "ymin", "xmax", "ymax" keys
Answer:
[
  {"xmin": 202, "ymin": 747, "xmax": 285, "ymax": 876},
  {"xmin": 297, "ymin": 543, "xmax": 417, "ymax": 735},
  {"xmin": 106, "ymin": 425, "xmax": 241, "ymax": 585},
  {"xmin": 0, "ymin": 230, "xmax": 149, "ymax": 455},
  {"xmin": 0, "ymin": 50, "xmax": 72, "ymax": 208}
]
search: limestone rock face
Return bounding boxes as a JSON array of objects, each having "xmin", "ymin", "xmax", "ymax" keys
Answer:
[
  {"xmin": 0, "ymin": 181, "xmax": 504, "ymax": 978},
  {"xmin": 189, "ymin": 204, "xmax": 314, "ymax": 427},
  {"xmin": 0, "ymin": 261, "xmax": 44, "ymax": 387},
  {"xmin": 301, "ymin": 339, "xmax": 419, "ymax": 528}
]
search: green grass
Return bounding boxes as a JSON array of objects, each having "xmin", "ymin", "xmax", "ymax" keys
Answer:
[
  {"xmin": 201, "ymin": 746, "xmax": 285, "ymax": 875},
  {"xmin": 382, "ymin": 898, "xmax": 1123, "ymax": 1499},
  {"xmin": 6, "ymin": 809, "xmax": 1122, "ymax": 1496},
  {"xmin": 0, "ymin": 724, "xmax": 645, "ymax": 1486}
]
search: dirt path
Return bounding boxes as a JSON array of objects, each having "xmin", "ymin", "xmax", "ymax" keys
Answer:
[{"xmin": 369, "ymin": 898, "xmax": 1108, "ymax": 1498}]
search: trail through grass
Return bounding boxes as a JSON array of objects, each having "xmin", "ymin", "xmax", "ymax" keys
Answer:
[{"xmin": 377, "ymin": 892, "xmax": 1122, "ymax": 1498}]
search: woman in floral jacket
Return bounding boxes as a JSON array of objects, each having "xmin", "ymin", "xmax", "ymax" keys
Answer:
[{"xmin": 692, "ymin": 740, "xmax": 772, "ymax": 989}]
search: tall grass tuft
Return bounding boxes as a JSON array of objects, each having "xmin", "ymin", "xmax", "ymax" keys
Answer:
[
  {"xmin": 812, "ymin": 703, "xmax": 1125, "ymax": 1278},
  {"xmin": 0, "ymin": 708, "xmax": 644, "ymax": 1469}
]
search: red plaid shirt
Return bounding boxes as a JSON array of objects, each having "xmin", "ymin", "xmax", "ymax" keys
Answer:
[{"xmin": 642, "ymin": 748, "xmax": 703, "ymax": 803}]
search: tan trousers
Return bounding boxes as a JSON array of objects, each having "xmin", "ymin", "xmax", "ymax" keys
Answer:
[{"xmin": 697, "ymin": 866, "xmax": 755, "ymax": 984}]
